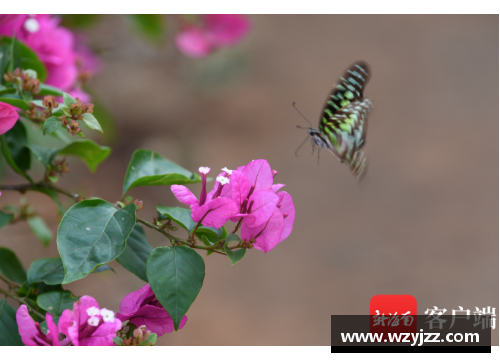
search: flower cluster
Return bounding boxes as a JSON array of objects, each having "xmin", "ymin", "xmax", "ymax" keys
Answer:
[
  {"xmin": 172, "ymin": 159, "xmax": 295, "ymax": 253},
  {"xmin": 0, "ymin": 14, "xmax": 100, "ymax": 101},
  {"xmin": 16, "ymin": 296, "xmax": 121, "ymax": 346},
  {"xmin": 175, "ymin": 14, "xmax": 250, "ymax": 58}
]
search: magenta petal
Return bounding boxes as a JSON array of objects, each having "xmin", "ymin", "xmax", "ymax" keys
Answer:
[
  {"xmin": 276, "ymin": 191, "xmax": 295, "ymax": 242},
  {"xmin": 0, "ymin": 102, "xmax": 19, "ymax": 135},
  {"xmin": 171, "ymin": 185, "xmax": 199, "ymax": 206},
  {"xmin": 46, "ymin": 313, "xmax": 60, "ymax": 346},
  {"xmin": 204, "ymin": 14, "xmax": 251, "ymax": 47},
  {"xmin": 175, "ymin": 26, "xmax": 212, "ymax": 58},
  {"xmin": 58, "ymin": 308, "xmax": 75, "ymax": 340},
  {"xmin": 79, "ymin": 319, "xmax": 121, "ymax": 346},
  {"xmin": 74, "ymin": 296, "xmax": 99, "ymax": 326},
  {"xmin": 192, "ymin": 197, "xmax": 238, "ymax": 228},
  {"xmin": 243, "ymin": 191, "xmax": 279, "ymax": 228},
  {"xmin": 241, "ymin": 159, "xmax": 273, "ymax": 192},
  {"xmin": 118, "ymin": 283, "xmax": 155, "ymax": 316},
  {"xmin": 126, "ymin": 305, "xmax": 187, "ymax": 336},
  {"xmin": 242, "ymin": 208, "xmax": 285, "ymax": 253},
  {"xmin": 16, "ymin": 305, "xmax": 39, "ymax": 346},
  {"xmin": 207, "ymin": 172, "xmax": 232, "ymax": 200},
  {"xmin": 270, "ymin": 183, "xmax": 286, "ymax": 193},
  {"xmin": 230, "ymin": 170, "xmax": 250, "ymax": 207}
]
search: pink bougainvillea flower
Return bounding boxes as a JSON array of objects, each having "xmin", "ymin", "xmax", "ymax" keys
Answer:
[
  {"xmin": 0, "ymin": 101, "xmax": 19, "ymax": 135},
  {"xmin": 0, "ymin": 15, "xmax": 99, "ymax": 94},
  {"xmin": 175, "ymin": 14, "xmax": 250, "ymax": 58},
  {"xmin": 117, "ymin": 283, "xmax": 187, "ymax": 336},
  {"xmin": 58, "ymin": 295, "xmax": 121, "ymax": 346},
  {"xmin": 171, "ymin": 167, "xmax": 238, "ymax": 228},
  {"xmin": 16, "ymin": 305, "xmax": 67, "ymax": 346}
]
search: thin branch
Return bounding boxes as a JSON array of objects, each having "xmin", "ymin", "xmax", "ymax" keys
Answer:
[
  {"xmin": 0, "ymin": 274, "xmax": 19, "ymax": 288},
  {"xmin": 0, "ymin": 287, "xmax": 46, "ymax": 320}
]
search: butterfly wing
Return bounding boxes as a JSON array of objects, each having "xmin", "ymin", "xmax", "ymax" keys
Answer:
[
  {"xmin": 319, "ymin": 99, "xmax": 372, "ymax": 180},
  {"xmin": 320, "ymin": 61, "xmax": 371, "ymax": 120}
]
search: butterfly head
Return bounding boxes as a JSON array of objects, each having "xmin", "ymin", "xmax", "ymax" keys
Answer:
[{"xmin": 308, "ymin": 128, "xmax": 328, "ymax": 148}]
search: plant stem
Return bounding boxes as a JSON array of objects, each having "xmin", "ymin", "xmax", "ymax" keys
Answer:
[
  {"xmin": 0, "ymin": 287, "xmax": 45, "ymax": 320},
  {"xmin": 231, "ymin": 217, "xmax": 243, "ymax": 234},
  {"xmin": 0, "ymin": 274, "xmax": 19, "ymax": 288}
]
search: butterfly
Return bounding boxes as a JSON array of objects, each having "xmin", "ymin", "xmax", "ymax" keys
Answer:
[{"xmin": 296, "ymin": 61, "xmax": 372, "ymax": 181}]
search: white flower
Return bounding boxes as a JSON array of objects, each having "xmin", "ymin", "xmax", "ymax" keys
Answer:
[
  {"xmin": 198, "ymin": 166, "xmax": 210, "ymax": 175},
  {"xmin": 100, "ymin": 308, "xmax": 115, "ymax": 322},
  {"xmin": 221, "ymin": 167, "xmax": 232, "ymax": 175},
  {"xmin": 216, "ymin": 176, "xmax": 230, "ymax": 185},
  {"xmin": 87, "ymin": 316, "xmax": 100, "ymax": 326},
  {"xmin": 24, "ymin": 18, "xmax": 39, "ymax": 33},
  {"xmin": 86, "ymin": 306, "xmax": 100, "ymax": 316}
]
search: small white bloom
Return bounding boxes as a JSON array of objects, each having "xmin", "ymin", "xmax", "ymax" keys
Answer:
[
  {"xmin": 198, "ymin": 166, "xmax": 210, "ymax": 175},
  {"xmin": 100, "ymin": 308, "xmax": 115, "ymax": 322},
  {"xmin": 87, "ymin": 316, "xmax": 100, "ymax": 326},
  {"xmin": 216, "ymin": 176, "xmax": 230, "ymax": 185},
  {"xmin": 86, "ymin": 306, "xmax": 100, "ymax": 316},
  {"xmin": 24, "ymin": 18, "xmax": 39, "ymax": 33},
  {"xmin": 221, "ymin": 167, "xmax": 232, "ymax": 175}
]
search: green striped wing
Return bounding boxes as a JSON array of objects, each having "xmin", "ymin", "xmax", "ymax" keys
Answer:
[{"xmin": 319, "ymin": 61, "xmax": 372, "ymax": 180}]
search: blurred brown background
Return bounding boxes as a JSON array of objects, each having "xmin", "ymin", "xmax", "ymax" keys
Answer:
[{"xmin": 1, "ymin": 15, "xmax": 498, "ymax": 345}]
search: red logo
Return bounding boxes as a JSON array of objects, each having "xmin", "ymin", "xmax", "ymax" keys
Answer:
[{"xmin": 370, "ymin": 295, "xmax": 417, "ymax": 338}]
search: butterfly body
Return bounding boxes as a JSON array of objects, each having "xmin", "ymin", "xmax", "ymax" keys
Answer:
[{"xmin": 307, "ymin": 61, "xmax": 372, "ymax": 180}]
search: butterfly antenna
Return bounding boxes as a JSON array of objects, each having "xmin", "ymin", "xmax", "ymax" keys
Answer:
[
  {"xmin": 295, "ymin": 134, "xmax": 311, "ymax": 157},
  {"xmin": 317, "ymin": 147, "xmax": 321, "ymax": 165},
  {"xmin": 292, "ymin": 102, "xmax": 313, "ymax": 127}
]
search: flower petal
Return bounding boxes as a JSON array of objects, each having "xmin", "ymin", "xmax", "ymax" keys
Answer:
[
  {"xmin": 15, "ymin": 305, "xmax": 40, "ymax": 346},
  {"xmin": 230, "ymin": 170, "xmax": 250, "ymax": 207},
  {"xmin": 171, "ymin": 185, "xmax": 199, "ymax": 206},
  {"xmin": 240, "ymin": 159, "xmax": 273, "ymax": 192},
  {"xmin": 270, "ymin": 183, "xmax": 286, "ymax": 193},
  {"xmin": 192, "ymin": 197, "xmax": 238, "ymax": 228},
  {"xmin": 276, "ymin": 191, "xmax": 296, "ymax": 242},
  {"xmin": 79, "ymin": 318, "xmax": 122, "ymax": 346},
  {"xmin": 175, "ymin": 26, "xmax": 212, "ymax": 58},
  {"xmin": 204, "ymin": 14, "xmax": 251, "ymax": 47},
  {"xmin": 207, "ymin": 172, "xmax": 232, "ymax": 200},
  {"xmin": 126, "ymin": 305, "xmax": 187, "ymax": 336},
  {"xmin": 0, "ymin": 102, "xmax": 19, "ymax": 135},
  {"xmin": 118, "ymin": 283, "xmax": 156, "ymax": 316},
  {"xmin": 46, "ymin": 313, "xmax": 60, "ymax": 346},
  {"xmin": 242, "ymin": 208, "xmax": 285, "ymax": 253},
  {"xmin": 243, "ymin": 191, "xmax": 279, "ymax": 228}
]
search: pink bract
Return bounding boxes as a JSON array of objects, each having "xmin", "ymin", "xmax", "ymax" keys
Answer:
[
  {"xmin": 0, "ymin": 102, "xmax": 19, "ymax": 135},
  {"xmin": 117, "ymin": 283, "xmax": 187, "ymax": 336},
  {"xmin": 16, "ymin": 305, "xmax": 63, "ymax": 346}
]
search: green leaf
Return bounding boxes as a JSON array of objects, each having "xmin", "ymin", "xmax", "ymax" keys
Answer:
[
  {"xmin": 27, "ymin": 257, "xmax": 113, "ymax": 285},
  {"xmin": 127, "ymin": 14, "xmax": 166, "ymax": 43},
  {"xmin": 38, "ymin": 83, "xmax": 64, "ymax": 96},
  {"xmin": 0, "ymin": 44, "xmax": 11, "ymax": 84},
  {"xmin": 57, "ymin": 200, "xmax": 137, "ymax": 284},
  {"xmin": 37, "ymin": 290, "xmax": 78, "ymax": 317},
  {"xmin": 9, "ymin": 34, "xmax": 20, "ymax": 73},
  {"xmin": 0, "ymin": 134, "xmax": 33, "ymax": 183},
  {"xmin": 27, "ymin": 216, "xmax": 53, "ymax": 247},
  {"xmin": 42, "ymin": 116, "xmax": 62, "ymax": 135},
  {"xmin": 116, "ymin": 224, "xmax": 153, "ymax": 282},
  {"xmin": 62, "ymin": 92, "xmax": 76, "ymax": 107},
  {"xmin": 156, "ymin": 205, "xmax": 196, "ymax": 234},
  {"xmin": 0, "ymin": 86, "xmax": 16, "ymax": 95},
  {"xmin": 57, "ymin": 139, "xmax": 111, "ymax": 173},
  {"xmin": 0, "ymin": 299, "xmax": 23, "ymax": 346},
  {"xmin": 2, "ymin": 121, "xmax": 30, "ymax": 172},
  {"xmin": 0, "ymin": 37, "xmax": 47, "ymax": 82},
  {"xmin": 26, "ymin": 144, "xmax": 59, "ymax": 167},
  {"xmin": 224, "ymin": 245, "xmax": 246, "ymax": 265},
  {"xmin": 140, "ymin": 332, "xmax": 157, "ymax": 346},
  {"xmin": 113, "ymin": 336, "xmax": 123, "ymax": 346},
  {"xmin": 225, "ymin": 233, "xmax": 241, "ymax": 243},
  {"xmin": 82, "ymin": 113, "xmax": 103, "ymax": 133},
  {"xmin": 0, "ymin": 211, "xmax": 14, "ymax": 229},
  {"xmin": 30, "ymin": 186, "xmax": 66, "ymax": 215},
  {"xmin": 27, "ymin": 258, "xmax": 65, "ymax": 285},
  {"xmin": 196, "ymin": 226, "xmax": 225, "ymax": 243},
  {"xmin": 0, "ymin": 96, "xmax": 30, "ymax": 110},
  {"xmin": 0, "ymin": 247, "xmax": 27, "ymax": 285},
  {"xmin": 122, "ymin": 149, "xmax": 201, "ymax": 196},
  {"xmin": 147, "ymin": 246, "xmax": 205, "ymax": 331}
]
